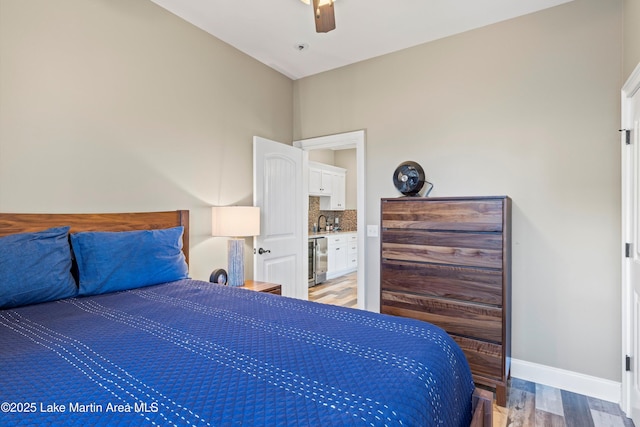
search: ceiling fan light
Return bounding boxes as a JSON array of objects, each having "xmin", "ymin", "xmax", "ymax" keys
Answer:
[{"xmin": 312, "ymin": 0, "xmax": 335, "ymax": 33}]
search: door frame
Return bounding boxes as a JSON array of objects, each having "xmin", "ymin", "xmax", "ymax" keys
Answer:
[
  {"xmin": 621, "ymin": 62, "xmax": 640, "ymax": 417},
  {"xmin": 294, "ymin": 130, "xmax": 366, "ymax": 310}
]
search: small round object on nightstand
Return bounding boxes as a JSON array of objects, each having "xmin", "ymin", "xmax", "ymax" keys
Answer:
[{"xmin": 209, "ymin": 268, "xmax": 228, "ymax": 285}]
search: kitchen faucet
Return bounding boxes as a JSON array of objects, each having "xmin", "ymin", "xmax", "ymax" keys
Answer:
[{"xmin": 317, "ymin": 215, "xmax": 327, "ymax": 231}]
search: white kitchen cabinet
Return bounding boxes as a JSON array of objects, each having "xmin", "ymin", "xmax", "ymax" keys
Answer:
[
  {"xmin": 327, "ymin": 232, "xmax": 357, "ymax": 279},
  {"xmin": 309, "ymin": 162, "xmax": 346, "ymax": 211},
  {"xmin": 327, "ymin": 234, "xmax": 347, "ymax": 275},
  {"xmin": 320, "ymin": 172, "xmax": 345, "ymax": 210},
  {"xmin": 309, "ymin": 166, "xmax": 333, "ymax": 196},
  {"xmin": 347, "ymin": 233, "xmax": 358, "ymax": 270}
]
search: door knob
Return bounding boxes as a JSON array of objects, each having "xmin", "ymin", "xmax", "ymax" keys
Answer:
[{"xmin": 258, "ymin": 248, "xmax": 271, "ymax": 255}]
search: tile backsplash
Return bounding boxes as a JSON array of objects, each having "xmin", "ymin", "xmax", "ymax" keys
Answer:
[{"xmin": 309, "ymin": 196, "xmax": 357, "ymax": 232}]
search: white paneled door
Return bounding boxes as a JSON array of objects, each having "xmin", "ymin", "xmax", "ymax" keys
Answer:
[
  {"xmin": 253, "ymin": 136, "xmax": 305, "ymax": 299},
  {"xmin": 622, "ymin": 63, "xmax": 640, "ymax": 424}
]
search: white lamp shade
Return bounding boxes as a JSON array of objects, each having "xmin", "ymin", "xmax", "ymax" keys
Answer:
[{"xmin": 212, "ymin": 206, "xmax": 260, "ymax": 237}]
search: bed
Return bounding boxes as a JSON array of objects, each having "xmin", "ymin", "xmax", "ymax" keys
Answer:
[{"xmin": 0, "ymin": 210, "xmax": 492, "ymax": 426}]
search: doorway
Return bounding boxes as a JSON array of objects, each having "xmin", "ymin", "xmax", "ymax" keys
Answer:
[{"xmin": 294, "ymin": 130, "xmax": 366, "ymax": 310}]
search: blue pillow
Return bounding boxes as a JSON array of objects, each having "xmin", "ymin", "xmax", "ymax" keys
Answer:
[
  {"xmin": 0, "ymin": 226, "xmax": 77, "ymax": 309},
  {"xmin": 71, "ymin": 226, "xmax": 189, "ymax": 296}
]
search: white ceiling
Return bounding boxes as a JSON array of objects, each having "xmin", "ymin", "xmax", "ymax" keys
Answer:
[{"xmin": 150, "ymin": 0, "xmax": 573, "ymax": 80}]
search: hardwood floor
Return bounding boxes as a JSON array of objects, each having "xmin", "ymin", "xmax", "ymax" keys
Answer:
[
  {"xmin": 308, "ymin": 272, "xmax": 357, "ymax": 308},
  {"xmin": 494, "ymin": 378, "xmax": 635, "ymax": 427}
]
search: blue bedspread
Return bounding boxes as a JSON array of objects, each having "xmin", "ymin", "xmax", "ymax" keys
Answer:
[{"xmin": 0, "ymin": 279, "xmax": 474, "ymax": 426}]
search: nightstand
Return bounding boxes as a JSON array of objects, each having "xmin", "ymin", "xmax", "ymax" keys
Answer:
[{"xmin": 242, "ymin": 280, "xmax": 281, "ymax": 295}]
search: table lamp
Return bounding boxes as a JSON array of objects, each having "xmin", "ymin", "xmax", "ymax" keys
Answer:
[{"xmin": 211, "ymin": 206, "xmax": 261, "ymax": 287}]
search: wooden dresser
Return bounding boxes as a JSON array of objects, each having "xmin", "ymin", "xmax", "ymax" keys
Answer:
[{"xmin": 380, "ymin": 196, "xmax": 511, "ymax": 406}]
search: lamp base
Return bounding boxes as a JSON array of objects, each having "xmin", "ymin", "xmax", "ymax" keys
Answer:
[{"xmin": 227, "ymin": 238, "xmax": 244, "ymax": 287}]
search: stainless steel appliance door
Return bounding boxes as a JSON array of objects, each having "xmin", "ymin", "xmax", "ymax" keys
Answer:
[
  {"xmin": 308, "ymin": 239, "xmax": 316, "ymax": 286},
  {"xmin": 315, "ymin": 237, "xmax": 328, "ymax": 284}
]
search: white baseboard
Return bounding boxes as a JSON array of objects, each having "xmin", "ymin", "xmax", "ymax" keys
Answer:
[{"xmin": 511, "ymin": 358, "xmax": 621, "ymax": 404}]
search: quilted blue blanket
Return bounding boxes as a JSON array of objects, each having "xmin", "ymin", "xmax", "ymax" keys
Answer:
[{"xmin": 0, "ymin": 279, "xmax": 474, "ymax": 426}]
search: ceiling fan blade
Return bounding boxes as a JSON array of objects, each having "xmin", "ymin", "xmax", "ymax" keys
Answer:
[{"xmin": 312, "ymin": 0, "xmax": 335, "ymax": 33}]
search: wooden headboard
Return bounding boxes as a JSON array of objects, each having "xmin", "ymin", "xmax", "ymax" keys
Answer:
[{"xmin": 0, "ymin": 210, "xmax": 190, "ymax": 265}]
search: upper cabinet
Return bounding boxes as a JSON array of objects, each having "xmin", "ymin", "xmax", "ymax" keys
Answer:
[
  {"xmin": 309, "ymin": 165, "xmax": 333, "ymax": 195},
  {"xmin": 309, "ymin": 162, "xmax": 346, "ymax": 211},
  {"xmin": 320, "ymin": 172, "xmax": 345, "ymax": 210}
]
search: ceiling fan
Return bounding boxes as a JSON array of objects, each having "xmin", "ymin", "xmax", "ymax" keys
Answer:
[{"xmin": 300, "ymin": 0, "xmax": 336, "ymax": 33}]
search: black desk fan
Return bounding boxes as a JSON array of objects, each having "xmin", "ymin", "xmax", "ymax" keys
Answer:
[{"xmin": 393, "ymin": 161, "xmax": 434, "ymax": 196}]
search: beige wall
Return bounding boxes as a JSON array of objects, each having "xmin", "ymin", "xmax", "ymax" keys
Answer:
[
  {"xmin": 308, "ymin": 149, "xmax": 335, "ymax": 164},
  {"xmin": 624, "ymin": 0, "xmax": 640, "ymax": 79},
  {"xmin": 0, "ymin": 0, "xmax": 293, "ymax": 281},
  {"xmin": 294, "ymin": 0, "xmax": 623, "ymax": 381}
]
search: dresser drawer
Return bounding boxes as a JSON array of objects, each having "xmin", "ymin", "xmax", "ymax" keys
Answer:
[
  {"xmin": 381, "ymin": 291, "xmax": 503, "ymax": 343},
  {"xmin": 382, "ymin": 232, "xmax": 503, "ymax": 270},
  {"xmin": 381, "ymin": 199, "xmax": 504, "ymax": 232},
  {"xmin": 381, "ymin": 260, "xmax": 503, "ymax": 306},
  {"xmin": 382, "ymin": 229, "xmax": 502, "ymax": 267},
  {"xmin": 451, "ymin": 335, "xmax": 503, "ymax": 381}
]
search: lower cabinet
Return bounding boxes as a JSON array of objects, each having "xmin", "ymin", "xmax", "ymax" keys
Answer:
[
  {"xmin": 347, "ymin": 234, "xmax": 358, "ymax": 270},
  {"xmin": 327, "ymin": 232, "xmax": 357, "ymax": 279}
]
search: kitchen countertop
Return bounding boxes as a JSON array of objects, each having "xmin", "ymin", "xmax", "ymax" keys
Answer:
[{"xmin": 309, "ymin": 230, "xmax": 356, "ymax": 238}]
